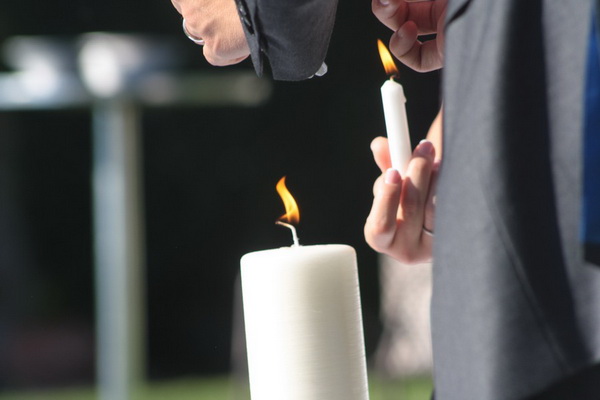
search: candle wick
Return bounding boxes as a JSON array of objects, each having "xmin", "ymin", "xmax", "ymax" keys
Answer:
[{"xmin": 276, "ymin": 221, "xmax": 300, "ymax": 247}]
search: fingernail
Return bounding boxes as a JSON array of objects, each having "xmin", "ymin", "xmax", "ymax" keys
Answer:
[
  {"xmin": 416, "ymin": 139, "xmax": 434, "ymax": 157},
  {"xmin": 396, "ymin": 23, "xmax": 410, "ymax": 39},
  {"xmin": 379, "ymin": 0, "xmax": 390, "ymax": 5},
  {"xmin": 385, "ymin": 168, "xmax": 401, "ymax": 184},
  {"xmin": 370, "ymin": 139, "xmax": 377, "ymax": 153}
]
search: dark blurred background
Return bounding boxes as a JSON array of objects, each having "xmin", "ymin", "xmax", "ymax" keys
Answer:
[{"xmin": 0, "ymin": 0, "xmax": 440, "ymax": 390}]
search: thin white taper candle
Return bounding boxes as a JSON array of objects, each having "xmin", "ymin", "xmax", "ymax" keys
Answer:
[
  {"xmin": 377, "ymin": 39, "xmax": 412, "ymax": 175},
  {"xmin": 381, "ymin": 78, "xmax": 412, "ymax": 175}
]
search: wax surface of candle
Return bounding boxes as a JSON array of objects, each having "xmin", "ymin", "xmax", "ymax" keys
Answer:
[
  {"xmin": 381, "ymin": 78, "xmax": 412, "ymax": 174},
  {"xmin": 241, "ymin": 244, "xmax": 369, "ymax": 400}
]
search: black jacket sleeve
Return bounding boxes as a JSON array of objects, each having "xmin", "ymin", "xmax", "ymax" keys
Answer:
[{"xmin": 235, "ymin": 0, "xmax": 338, "ymax": 81}]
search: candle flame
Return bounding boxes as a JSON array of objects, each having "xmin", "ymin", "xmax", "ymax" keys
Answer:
[
  {"xmin": 377, "ymin": 39, "xmax": 399, "ymax": 77},
  {"xmin": 276, "ymin": 176, "xmax": 300, "ymax": 225}
]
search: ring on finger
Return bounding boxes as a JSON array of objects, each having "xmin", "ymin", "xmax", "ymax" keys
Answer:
[
  {"xmin": 422, "ymin": 226, "xmax": 434, "ymax": 237},
  {"xmin": 182, "ymin": 19, "xmax": 205, "ymax": 45}
]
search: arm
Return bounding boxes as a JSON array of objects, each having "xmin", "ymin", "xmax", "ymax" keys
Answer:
[{"xmin": 171, "ymin": 0, "xmax": 337, "ymax": 81}]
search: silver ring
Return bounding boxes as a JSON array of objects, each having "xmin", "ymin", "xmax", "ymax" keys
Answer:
[
  {"xmin": 423, "ymin": 226, "xmax": 434, "ymax": 237},
  {"xmin": 182, "ymin": 19, "xmax": 205, "ymax": 45}
]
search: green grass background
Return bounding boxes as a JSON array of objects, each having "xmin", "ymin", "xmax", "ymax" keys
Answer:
[{"xmin": 0, "ymin": 375, "xmax": 433, "ymax": 400}]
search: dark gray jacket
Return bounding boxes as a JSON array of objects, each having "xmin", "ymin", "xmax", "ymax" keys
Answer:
[
  {"xmin": 235, "ymin": 0, "xmax": 337, "ymax": 81},
  {"xmin": 433, "ymin": 0, "xmax": 600, "ymax": 398}
]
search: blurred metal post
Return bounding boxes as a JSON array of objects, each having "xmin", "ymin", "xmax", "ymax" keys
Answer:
[
  {"xmin": 92, "ymin": 98, "xmax": 145, "ymax": 400},
  {"xmin": 0, "ymin": 34, "xmax": 272, "ymax": 400}
]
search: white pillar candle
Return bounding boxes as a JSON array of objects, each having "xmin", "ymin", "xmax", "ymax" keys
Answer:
[
  {"xmin": 241, "ymin": 244, "xmax": 369, "ymax": 400},
  {"xmin": 381, "ymin": 78, "xmax": 412, "ymax": 174}
]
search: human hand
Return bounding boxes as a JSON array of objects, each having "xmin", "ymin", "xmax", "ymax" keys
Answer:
[
  {"xmin": 172, "ymin": 0, "xmax": 250, "ymax": 66},
  {"xmin": 372, "ymin": 0, "xmax": 447, "ymax": 72},
  {"xmin": 364, "ymin": 137, "xmax": 438, "ymax": 264}
]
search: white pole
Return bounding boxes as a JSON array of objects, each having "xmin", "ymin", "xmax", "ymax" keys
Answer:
[{"xmin": 92, "ymin": 98, "xmax": 145, "ymax": 400}]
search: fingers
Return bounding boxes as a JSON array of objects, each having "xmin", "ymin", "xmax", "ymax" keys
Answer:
[
  {"xmin": 195, "ymin": 18, "xmax": 251, "ymax": 66},
  {"xmin": 398, "ymin": 140, "xmax": 435, "ymax": 241},
  {"xmin": 372, "ymin": 0, "xmax": 438, "ymax": 33},
  {"xmin": 365, "ymin": 168, "xmax": 402, "ymax": 252},
  {"xmin": 372, "ymin": 0, "xmax": 408, "ymax": 32},
  {"xmin": 370, "ymin": 137, "xmax": 391, "ymax": 197},
  {"xmin": 423, "ymin": 160, "xmax": 440, "ymax": 233},
  {"xmin": 371, "ymin": 137, "xmax": 392, "ymax": 173},
  {"xmin": 389, "ymin": 26, "xmax": 443, "ymax": 72},
  {"xmin": 365, "ymin": 140, "xmax": 436, "ymax": 264},
  {"xmin": 175, "ymin": 0, "xmax": 251, "ymax": 66},
  {"xmin": 373, "ymin": 0, "xmax": 446, "ymax": 72},
  {"xmin": 203, "ymin": 44, "xmax": 249, "ymax": 66},
  {"xmin": 171, "ymin": 0, "xmax": 182, "ymax": 14}
]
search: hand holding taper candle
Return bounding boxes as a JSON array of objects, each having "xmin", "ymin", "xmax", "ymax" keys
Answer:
[
  {"xmin": 241, "ymin": 177, "xmax": 369, "ymax": 400},
  {"xmin": 365, "ymin": 41, "xmax": 440, "ymax": 265},
  {"xmin": 378, "ymin": 39, "xmax": 413, "ymax": 175}
]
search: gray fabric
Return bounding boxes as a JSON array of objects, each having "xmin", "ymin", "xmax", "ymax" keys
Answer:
[
  {"xmin": 433, "ymin": 0, "xmax": 600, "ymax": 398},
  {"xmin": 235, "ymin": 0, "xmax": 337, "ymax": 81}
]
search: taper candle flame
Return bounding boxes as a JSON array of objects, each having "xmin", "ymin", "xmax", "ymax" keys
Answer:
[
  {"xmin": 276, "ymin": 176, "xmax": 300, "ymax": 247},
  {"xmin": 377, "ymin": 39, "xmax": 399, "ymax": 78}
]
